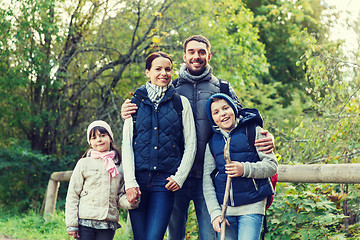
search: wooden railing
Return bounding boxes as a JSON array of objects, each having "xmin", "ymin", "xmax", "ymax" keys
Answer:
[{"xmin": 42, "ymin": 164, "xmax": 360, "ymax": 221}]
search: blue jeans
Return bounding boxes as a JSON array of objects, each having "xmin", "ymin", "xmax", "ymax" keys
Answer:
[
  {"xmin": 167, "ymin": 177, "xmax": 216, "ymax": 240},
  {"xmin": 129, "ymin": 171, "xmax": 175, "ymax": 240},
  {"xmin": 78, "ymin": 225, "xmax": 115, "ymax": 240},
  {"xmin": 219, "ymin": 214, "xmax": 264, "ymax": 240}
]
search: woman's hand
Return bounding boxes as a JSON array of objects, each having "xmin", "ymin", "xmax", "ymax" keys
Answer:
[
  {"xmin": 126, "ymin": 187, "xmax": 141, "ymax": 205},
  {"xmin": 121, "ymin": 99, "xmax": 138, "ymax": 119},
  {"xmin": 254, "ymin": 130, "xmax": 275, "ymax": 154},
  {"xmin": 225, "ymin": 161, "xmax": 244, "ymax": 177},
  {"xmin": 67, "ymin": 230, "xmax": 79, "ymax": 239},
  {"xmin": 165, "ymin": 177, "xmax": 180, "ymax": 192},
  {"xmin": 212, "ymin": 216, "xmax": 230, "ymax": 233}
]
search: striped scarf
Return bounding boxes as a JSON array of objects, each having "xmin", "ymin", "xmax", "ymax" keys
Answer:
[{"xmin": 145, "ymin": 81, "xmax": 170, "ymax": 109}]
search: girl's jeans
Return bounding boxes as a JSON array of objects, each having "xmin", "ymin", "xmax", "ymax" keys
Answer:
[
  {"xmin": 218, "ymin": 214, "xmax": 264, "ymax": 240},
  {"xmin": 129, "ymin": 171, "xmax": 175, "ymax": 240},
  {"xmin": 78, "ymin": 225, "xmax": 115, "ymax": 240}
]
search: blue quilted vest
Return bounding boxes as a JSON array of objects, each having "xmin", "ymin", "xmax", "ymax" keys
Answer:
[
  {"xmin": 131, "ymin": 85, "xmax": 184, "ymax": 174},
  {"xmin": 209, "ymin": 111, "xmax": 273, "ymax": 206}
]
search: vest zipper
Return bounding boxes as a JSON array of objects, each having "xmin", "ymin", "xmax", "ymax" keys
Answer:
[{"xmin": 252, "ymin": 179, "xmax": 259, "ymax": 191}]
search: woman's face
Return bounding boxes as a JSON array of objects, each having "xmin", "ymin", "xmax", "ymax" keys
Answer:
[{"xmin": 145, "ymin": 57, "xmax": 172, "ymax": 87}]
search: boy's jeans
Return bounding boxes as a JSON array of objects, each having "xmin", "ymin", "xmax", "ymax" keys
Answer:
[
  {"xmin": 167, "ymin": 177, "xmax": 216, "ymax": 240},
  {"xmin": 219, "ymin": 214, "xmax": 264, "ymax": 240}
]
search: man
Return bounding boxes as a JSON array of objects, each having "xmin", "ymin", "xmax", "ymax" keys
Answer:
[{"xmin": 121, "ymin": 35, "xmax": 275, "ymax": 240}]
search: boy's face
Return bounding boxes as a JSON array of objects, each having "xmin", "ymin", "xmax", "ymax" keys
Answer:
[{"xmin": 211, "ymin": 99, "xmax": 236, "ymax": 132}]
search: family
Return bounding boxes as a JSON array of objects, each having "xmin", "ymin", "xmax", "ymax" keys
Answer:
[{"xmin": 65, "ymin": 35, "xmax": 278, "ymax": 240}]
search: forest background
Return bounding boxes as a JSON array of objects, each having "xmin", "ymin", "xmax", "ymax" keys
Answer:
[{"xmin": 0, "ymin": 0, "xmax": 360, "ymax": 239}]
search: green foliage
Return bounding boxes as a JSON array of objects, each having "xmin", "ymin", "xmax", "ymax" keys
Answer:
[
  {"xmin": 0, "ymin": 143, "xmax": 75, "ymax": 211},
  {"xmin": 267, "ymin": 183, "xmax": 346, "ymax": 239}
]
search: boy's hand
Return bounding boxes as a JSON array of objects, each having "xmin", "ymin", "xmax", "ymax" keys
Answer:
[
  {"xmin": 254, "ymin": 130, "xmax": 275, "ymax": 154},
  {"xmin": 225, "ymin": 161, "xmax": 244, "ymax": 177},
  {"xmin": 165, "ymin": 177, "xmax": 180, "ymax": 192},
  {"xmin": 121, "ymin": 99, "xmax": 138, "ymax": 119},
  {"xmin": 212, "ymin": 216, "xmax": 230, "ymax": 233},
  {"xmin": 126, "ymin": 187, "xmax": 141, "ymax": 205},
  {"xmin": 68, "ymin": 230, "xmax": 79, "ymax": 239}
]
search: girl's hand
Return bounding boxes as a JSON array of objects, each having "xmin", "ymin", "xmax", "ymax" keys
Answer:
[
  {"xmin": 225, "ymin": 161, "xmax": 244, "ymax": 177},
  {"xmin": 67, "ymin": 230, "xmax": 79, "ymax": 239},
  {"xmin": 165, "ymin": 177, "xmax": 180, "ymax": 192},
  {"xmin": 126, "ymin": 187, "xmax": 141, "ymax": 205},
  {"xmin": 121, "ymin": 99, "xmax": 138, "ymax": 119},
  {"xmin": 212, "ymin": 216, "xmax": 230, "ymax": 233},
  {"xmin": 254, "ymin": 130, "xmax": 275, "ymax": 153}
]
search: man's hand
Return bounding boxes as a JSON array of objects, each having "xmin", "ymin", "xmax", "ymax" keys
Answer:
[
  {"xmin": 254, "ymin": 130, "xmax": 275, "ymax": 154},
  {"xmin": 165, "ymin": 177, "xmax": 180, "ymax": 192},
  {"xmin": 68, "ymin": 230, "xmax": 80, "ymax": 239},
  {"xmin": 212, "ymin": 216, "xmax": 230, "ymax": 233},
  {"xmin": 121, "ymin": 99, "xmax": 138, "ymax": 120},
  {"xmin": 126, "ymin": 187, "xmax": 141, "ymax": 205}
]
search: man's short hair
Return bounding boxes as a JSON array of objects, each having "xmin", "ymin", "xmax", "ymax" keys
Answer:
[{"xmin": 183, "ymin": 35, "xmax": 211, "ymax": 53}]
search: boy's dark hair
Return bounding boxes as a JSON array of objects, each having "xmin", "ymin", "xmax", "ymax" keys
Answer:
[
  {"xmin": 84, "ymin": 126, "xmax": 121, "ymax": 164},
  {"xmin": 183, "ymin": 35, "xmax": 211, "ymax": 52}
]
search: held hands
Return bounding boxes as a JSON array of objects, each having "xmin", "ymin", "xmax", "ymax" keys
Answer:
[
  {"xmin": 126, "ymin": 187, "xmax": 141, "ymax": 206},
  {"xmin": 212, "ymin": 216, "xmax": 230, "ymax": 233},
  {"xmin": 121, "ymin": 99, "xmax": 138, "ymax": 120},
  {"xmin": 254, "ymin": 130, "xmax": 275, "ymax": 154},
  {"xmin": 67, "ymin": 231, "xmax": 79, "ymax": 239},
  {"xmin": 165, "ymin": 177, "xmax": 180, "ymax": 192},
  {"xmin": 225, "ymin": 161, "xmax": 244, "ymax": 177}
]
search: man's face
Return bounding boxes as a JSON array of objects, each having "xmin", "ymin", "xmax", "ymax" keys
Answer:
[{"xmin": 183, "ymin": 40, "xmax": 211, "ymax": 76}]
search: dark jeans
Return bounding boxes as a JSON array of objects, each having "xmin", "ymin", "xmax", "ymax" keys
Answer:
[
  {"xmin": 129, "ymin": 171, "xmax": 175, "ymax": 240},
  {"xmin": 78, "ymin": 225, "xmax": 115, "ymax": 240},
  {"xmin": 167, "ymin": 176, "xmax": 216, "ymax": 240}
]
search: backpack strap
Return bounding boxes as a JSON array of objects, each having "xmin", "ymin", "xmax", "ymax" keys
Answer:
[
  {"xmin": 218, "ymin": 79, "xmax": 230, "ymax": 96},
  {"xmin": 172, "ymin": 93, "xmax": 183, "ymax": 117}
]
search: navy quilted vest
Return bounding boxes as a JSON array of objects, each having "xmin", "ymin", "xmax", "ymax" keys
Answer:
[
  {"xmin": 210, "ymin": 121, "xmax": 273, "ymax": 206},
  {"xmin": 132, "ymin": 85, "xmax": 183, "ymax": 174}
]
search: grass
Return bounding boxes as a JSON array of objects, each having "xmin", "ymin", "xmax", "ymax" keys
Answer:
[
  {"xmin": 0, "ymin": 208, "xmax": 132, "ymax": 240},
  {"xmin": 0, "ymin": 202, "xmax": 199, "ymax": 240}
]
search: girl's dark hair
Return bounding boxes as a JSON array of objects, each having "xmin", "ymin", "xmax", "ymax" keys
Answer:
[
  {"xmin": 82, "ymin": 126, "xmax": 121, "ymax": 164},
  {"xmin": 145, "ymin": 51, "xmax": 173, "ymax": 71}
]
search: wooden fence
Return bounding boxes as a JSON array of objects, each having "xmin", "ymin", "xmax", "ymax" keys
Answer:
[{"xmin": 42, "ymin": 164, "xmax": 360, "ymax": 221}]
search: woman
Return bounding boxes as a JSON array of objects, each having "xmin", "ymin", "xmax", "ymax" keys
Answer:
[{"xmin": 121, "ymin": 52, "xmax": 196, "ymax": 240}]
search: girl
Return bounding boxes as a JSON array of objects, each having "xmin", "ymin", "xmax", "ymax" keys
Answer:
[
  {"xmin": 65, "ymin": 120, "xmax": 135, "ymax": 240},
  {"xmin": 121, "ymin": 52, "xmax": 196, "ymax": 240},
  {"xmin": 203, "ymin": 93, "xmax": 278, "ymax": 240}
]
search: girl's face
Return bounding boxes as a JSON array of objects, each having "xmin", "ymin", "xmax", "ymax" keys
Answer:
[
  {"xmin": 211, "ymin": 99, "xmax": 236, "ymax": 132},
  {"xmin": 89, "ymin": 130, "xmax": 112, "ymax": 152},
  {"xmin": 145, "ymin": 57, "xmax": 172, "ymax": 87}
]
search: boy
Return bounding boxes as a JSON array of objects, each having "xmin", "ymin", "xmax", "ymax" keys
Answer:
[{"xmin": 203, "ymin": 93, "xmax": 278, "ymax": 240}]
